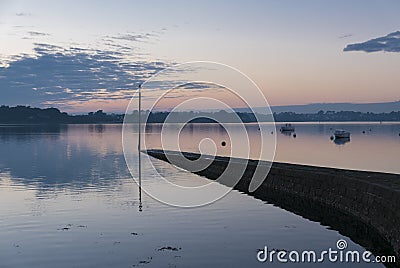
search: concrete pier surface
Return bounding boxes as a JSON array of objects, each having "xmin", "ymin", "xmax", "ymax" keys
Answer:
[{"xmin": 145, "ymin": 149, "xmax": 400, "ymax": 264}]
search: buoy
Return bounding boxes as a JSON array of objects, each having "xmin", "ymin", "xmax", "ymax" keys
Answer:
[
  {"xmin": 330, "ymin": 136, "xmax": 334, "ymax": 140},
  {"xmin": 293, "ymin": 133, "xmax": 297, "ymax": 138},
  {"xmin": 221, "ymin": 141, "xmax": 226, "ymax": 147},
  {"xmin": 271, "ymin": 131, "xmax": 274, "ymax": 134},
  {"xmin": 362, "ymin": 131, "xmax": 365, "ymax": 134}
]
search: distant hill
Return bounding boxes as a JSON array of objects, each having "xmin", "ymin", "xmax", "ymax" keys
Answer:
[
  {"xmin": 233, "ymin": 101, "xmax": 400, "ymax": 114},
  {"xmin": 270, "ymin": 101, "xmax": 400, "ymax": 114}
]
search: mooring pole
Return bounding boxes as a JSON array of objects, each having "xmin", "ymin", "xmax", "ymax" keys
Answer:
[{"xmin": 138, "ymin": 84, "xmax": 142, "ymax": 212}]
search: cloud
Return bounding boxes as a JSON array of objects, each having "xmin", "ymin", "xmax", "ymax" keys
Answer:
[
  {"xmin": 177, "ymin": 82, "xmax": 225, "ymax": 92},
  {"xmin": 344, "ymin": 31, "xmax": 400, "ymax": 53},
  {"xmin": 339, "ymin": 34, "xmax": 353, "ymax": 39},
  {"xmin": 0, "ymin": 43, "xmax": 169, "ymax": 112},
  {"xmin": 105, "ymin": 32, "xmax": 156, "ymax": 43},
  {"xmin": 27, "ymin": 31, "xmax": 50, "ymax": 37},
  {"xmin": 15, "ymin": 12, "xmax": 31, "ymax": 17}
]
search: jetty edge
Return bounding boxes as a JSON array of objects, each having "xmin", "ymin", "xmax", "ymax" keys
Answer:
[{"xmin": 145, "ymin": 149, "xmax": 400, "ymax": 263}]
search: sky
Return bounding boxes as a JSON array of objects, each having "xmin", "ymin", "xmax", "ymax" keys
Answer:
[{"xmin": 0, "ymin": 0, "xmax": 400, "ymax": 113}]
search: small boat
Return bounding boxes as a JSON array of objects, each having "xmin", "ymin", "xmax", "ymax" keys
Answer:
[
  {"xmin": 334, "ymin": 129, "xmax": 350, "ymax": 139},
  {"xmin": 280, "ymin": 123, "xmax": 295, "ymax": 132}
]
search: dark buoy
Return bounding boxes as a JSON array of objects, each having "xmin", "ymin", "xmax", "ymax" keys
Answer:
[
  {"xmin": 330, "ymin": 136, "xmax": 334, "ymax": 140},
  {"xmin": 221, "ymin": 141, "xmax": 226, "ymax": 147},
  {"xmin": 293, "ymin": 133, "xmax": 297, "ymax": 138},
  {"xmin": 271, "ymin": 131, "xmax": 274, "ymax": 134},
  {"xmin": 362, "ymin": 131, "xmax": 365, "ymax": 134}
]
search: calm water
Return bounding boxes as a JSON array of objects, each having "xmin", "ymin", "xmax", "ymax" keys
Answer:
[
  {"xmin": 144, "ymin": 122, "xmax": 400, "ymax": 174},
  {"xmin": 1, "ymin": 123, "xmax": 399, "ymax": 267}
]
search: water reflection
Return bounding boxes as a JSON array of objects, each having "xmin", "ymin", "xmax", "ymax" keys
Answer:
[
  {"xmin": 333, "ymin": 137, "xmax": 351, "ymax": 145},
  {"xmin": 280, "ymin": 130, "xmax": 294, "ymax": 136},
  {"xmin": 0, "ymin": 123, "xmax": 397, "ymax": 267},
  {"xmin": 143, "ymin": 122, "xmax": 400, "ymax": 174},
  {"xmin": 0, "ymin": 124, "xmax": 68, "ymax": 134},
  {"xmin": 1, "ymin": 122, "xmax": 398, "ymax": 190},
  {"xmin": 231, "ymin": 170, "xmax": 395, "ymax": 263},
  {"xmin": 0, "ymin": 124, "xmax": 129, "ymax": 192}
]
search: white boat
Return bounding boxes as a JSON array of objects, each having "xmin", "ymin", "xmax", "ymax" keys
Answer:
[
  {"xmin": 334, "ymin": 129, "xmax": 350, "ymax": 139},
  {"xmin": 280, "ymin": 123, "xmax": 295, "ymax": 132}
]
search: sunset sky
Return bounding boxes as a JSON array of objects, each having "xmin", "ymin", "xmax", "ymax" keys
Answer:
[{"xmin": 0, "ymin": 0, "xmax": 399, "ymax": 113}]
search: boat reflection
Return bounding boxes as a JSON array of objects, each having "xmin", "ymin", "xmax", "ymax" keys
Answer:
[
  {"xmin": 280, "ymin": 130, "xmax": 294, "ymax": 136},
  {"xmin": 334, "ymin": 137, "xmax": 351, "ymax": 145},
  {"xmin": 280, "ymin": 123, "xmax": 295, "ymax": 132}
]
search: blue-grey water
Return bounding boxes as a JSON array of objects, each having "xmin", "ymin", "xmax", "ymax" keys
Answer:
[{"xmin": 1, "ymin": 123, "xmax": 399, "ymax": 267}]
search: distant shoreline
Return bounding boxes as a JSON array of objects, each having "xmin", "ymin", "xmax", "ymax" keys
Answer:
[
  {"xmin": 1, "ymin": 121, "xmax": 400, "ymax": 126},
  {"xmin": 1, "ymin": 105, "xmax": 400, "ymax": 124}
]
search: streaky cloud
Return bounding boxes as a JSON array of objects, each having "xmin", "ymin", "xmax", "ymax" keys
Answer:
[
  {"xmin": 15, "ymin": 12, "xmax": 31, "ymax": 17},
  {"xmin": 28, "ymin": 31, "xmax": 50, "ymax": 37},
  {"xmin": 106, "ymin": 32, "xmax": 156, "ymax": 43},
  {"xmin": 344, "ymin": 31, "xmax": 400, "ymax": 53},
  {"xmin": 338, "ymin": 33, "xmax": 353, "ymax": 39}
]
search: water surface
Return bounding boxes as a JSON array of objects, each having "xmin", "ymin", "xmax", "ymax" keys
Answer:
[{"xmin": 1, "ymin": 123, "xmax": 398, "ymax": 267}]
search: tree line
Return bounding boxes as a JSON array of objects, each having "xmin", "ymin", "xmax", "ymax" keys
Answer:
[{"xmin": 0, "ymin": 105, "xmax": 399, "ymax": 124}]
